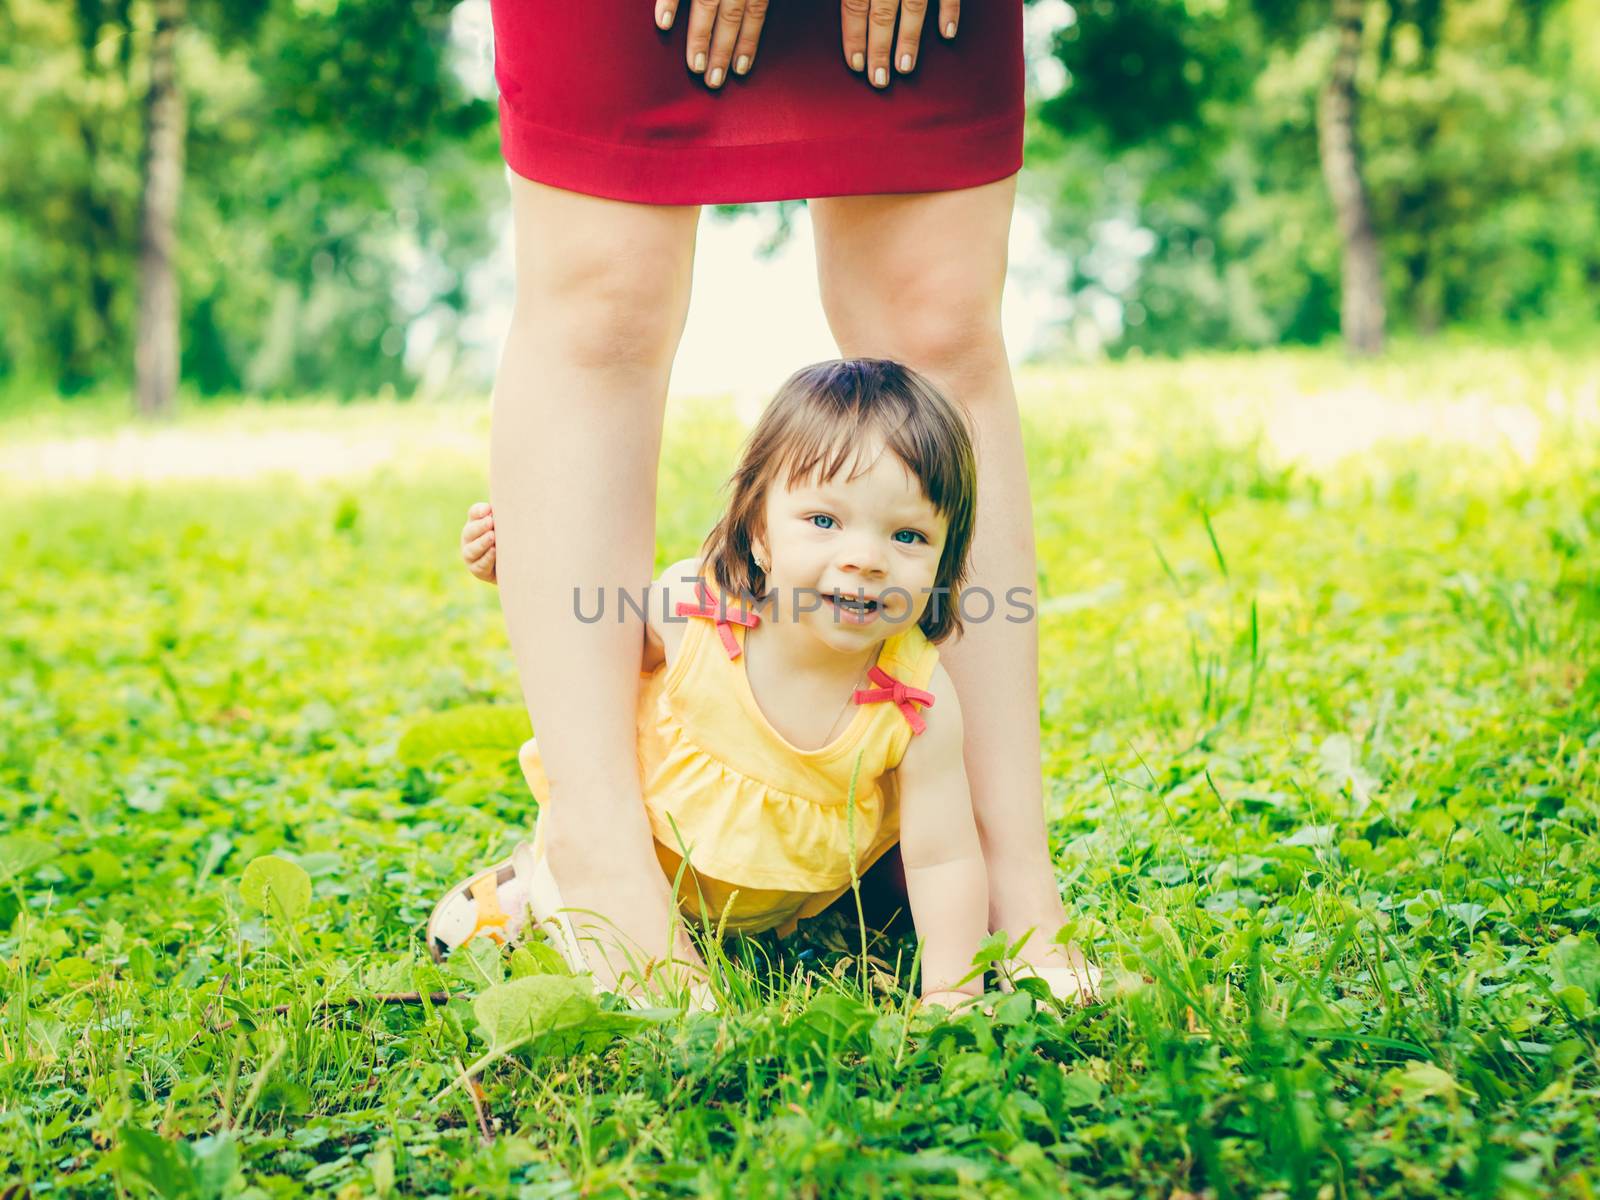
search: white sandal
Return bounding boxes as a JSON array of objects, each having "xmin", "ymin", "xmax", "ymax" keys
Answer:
[{"xmin": 426, "ymin": 832, "xmax": 716, "ymax": 1013}]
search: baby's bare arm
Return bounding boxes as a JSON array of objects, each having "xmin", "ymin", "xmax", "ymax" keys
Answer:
[{"xmin": 895, "ymin": 661, "xmax": 990, "ymax": 1008}]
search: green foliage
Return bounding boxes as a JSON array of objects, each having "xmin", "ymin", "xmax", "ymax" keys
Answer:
[
  {"xmin": 0, "ymin": 0, "xmax": 497, "ymax": 397},
  {"xmin": 2, "ymin": 342, "xmax": 1599, "ymax": 1194},
  {"xmin": 1026, "ymin": 0, "xmax": 1600, "ymax": 354},
  {"xmin": 115, "ymin": 1128, "xmax": 239, "ymax": 1200},
  {"xmin": 396, "ymin": 703, "xmax": 531, "ymax": 768}
]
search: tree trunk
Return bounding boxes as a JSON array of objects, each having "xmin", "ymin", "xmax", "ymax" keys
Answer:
[
  {"xmin": 1317, "ymin": 0, "xmax": 1386, "ymax": 355},
  {"xmin": 134, "ymin": 0, "xmax": 186, "ymax": 418}
]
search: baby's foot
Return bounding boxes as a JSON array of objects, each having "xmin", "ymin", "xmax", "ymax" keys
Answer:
[{"xmin": 1009, "ymin": 940, "xmax": 1104, "ymax": 1006}]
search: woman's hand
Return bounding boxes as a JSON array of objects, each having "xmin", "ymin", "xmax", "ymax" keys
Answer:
[
  {"xmin": 655, "ymin": 1, "xmax": 771, "ymax": 90},
  {"xmin": 842, "ymin": 0, "xmax": 960, "ymax": 88},
  {"xmin": 461, "ymin": 502, "xmax": 497, "ymax": 584}
]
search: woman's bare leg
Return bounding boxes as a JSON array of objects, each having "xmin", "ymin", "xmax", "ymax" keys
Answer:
[
  {"xmin": 809, "ymin": 176, "xmax": 1088, "ymax": 971},
  {"xmin": 492, "ymin": 174, "xmax": 703, "ymax": 991}
]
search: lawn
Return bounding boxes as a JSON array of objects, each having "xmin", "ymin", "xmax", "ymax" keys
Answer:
[{"xmin": 3, "ymin": 338, "xmax": 1599, "ymax": 1198}]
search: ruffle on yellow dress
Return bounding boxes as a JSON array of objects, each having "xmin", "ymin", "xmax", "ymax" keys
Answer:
[{"xmin": 521, "ymin": 577, "xmax": 940, "ymax": 937}]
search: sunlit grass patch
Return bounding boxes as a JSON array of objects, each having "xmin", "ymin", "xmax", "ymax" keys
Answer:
[{"xmin": 3, "ymin": 341, "xmax": 1599, "ymax": 1196}]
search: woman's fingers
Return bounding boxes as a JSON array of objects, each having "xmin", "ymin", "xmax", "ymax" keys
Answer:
[
  {"xmin": 842, "ymin": 0, "xmax": 916, "ymax": 87},
  {"xmin": 840, "ymin": 0, "xmax": 869, "ymax": 73},
  {"xmin": 894, "ymin": 0, "xmax": 929, "ymax": 74},
  {"xmin": 684, "ymin": 0, "xmax": 716, "ymax": 75},
  {"xmin": 939, "ymin": 0, "xmax": 959, "ymax": 40},
  {"xmin": 731, "ymin": 0, "xmax": 768, "ymax": 77},
  {"xmin": 654, "ymin": 1, "xmax": 678, "ymax": 31},
  {"xmin": 685, "ymin": 0, "xmax": 765, "ymax": 87},
  {"xmin": 704, "ymin": 0, "xmax": 743, "ymax": 86}
]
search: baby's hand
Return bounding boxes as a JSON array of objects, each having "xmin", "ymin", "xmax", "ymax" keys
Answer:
[{"xmin": 461, "ymin": 502, "xmax": 497, "ymax": 584}]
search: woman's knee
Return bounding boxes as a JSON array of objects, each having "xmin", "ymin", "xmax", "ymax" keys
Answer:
[
  {"xmin": 822, "ymin": 262, "xmax": 1007, "ymax": 390},
  {"xmin": 521, "ymin": 268, "xmax": 692, "ymax": 372},
  {"xmin": 508, "ymin": 176, "xmax": 698, "ymax": 371}
]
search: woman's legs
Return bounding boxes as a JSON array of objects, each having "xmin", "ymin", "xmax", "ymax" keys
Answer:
[
  {"xmin": 492, "ymin": 174, "xmax": 704, "ymax": 991},
  {"xmin": 809, "ymin": 176, "xmax": 1085, "ymax": 969}
]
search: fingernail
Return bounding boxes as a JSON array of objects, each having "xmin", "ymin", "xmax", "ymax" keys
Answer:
[
  {"xmin": 735, "ymin": 54, "xmax": 750, "ymax": 74},
  {"xmin": 693, "ymin": 51, "xmax": 706, "ymax": 73},
  {"xmin": 899, "ymin": 53, "xmax": 912, "ymax": 72},
  {"xmin": 874, "ymin": 66, "xmax": 887, "ymax": 86},
  {"xmin": 945, "ymin": 21, "xmax": 956, "ymax": 37},
  {"xmin": 851, "ymin": 52, "xmax": 864, "ymax": 71},
  {"xmin": 708, "ymin": 66, "xmax": 723, "ymax": 87},
  {"xmin": 657, "ymin": 5, "xmax": 671, "ymax": 29}
]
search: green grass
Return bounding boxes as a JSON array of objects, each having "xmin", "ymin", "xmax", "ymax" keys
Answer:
[{"xmin": 3, "ymin": 340, "xmax": 1599, "ymax": 1197}]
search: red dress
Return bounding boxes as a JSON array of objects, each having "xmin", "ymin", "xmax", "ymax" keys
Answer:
[{"xmin": 488, "ymin": 2, "xmax": 1025, "ymax": 206}]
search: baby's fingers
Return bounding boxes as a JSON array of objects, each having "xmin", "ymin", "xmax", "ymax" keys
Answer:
[
  {"xmin": 462, "ymin": 526, "xmax": 496, "ymax": 573},
  {"xmin": 474, "ymin": 547, "xmax": 497, "ymax": 584}
]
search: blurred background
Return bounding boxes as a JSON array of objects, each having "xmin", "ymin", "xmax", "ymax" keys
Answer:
[{"xmin": 2, "ymin": 0, "xmax": 1595, "ymax": 418}]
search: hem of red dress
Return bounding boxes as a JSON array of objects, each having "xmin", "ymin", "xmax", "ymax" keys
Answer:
[{"xmin": 497, "ymin": 99, "xmax": 1024, "ymax": 205}]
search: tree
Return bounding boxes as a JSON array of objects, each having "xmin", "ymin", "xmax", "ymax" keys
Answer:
[
  {"xmin": 134, "ymin": 0, "xmax": 186, "ymax": 416},
  {"xmin": 0, "ymin": 0, "xmax": 498, "ymax": 407},
  {"xmin": 1025, "ymin": 0, "xmax": 1592, "ymax": 357},
  {"xmin": 1318, "ymin": 0, "xmax": 1385, "ymax": 352}
]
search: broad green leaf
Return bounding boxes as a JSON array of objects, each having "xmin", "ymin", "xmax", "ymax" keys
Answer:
[
  {"xmin": 189, "ymin": 1134, "xmax": 239, "ymax": 1200},
  {"xmin": 1060, "ymin": 1067, "xmax": 1104, "ymax": 1109},
  {"xmin": 1550, "ymin": 935, "xmax": 1600, "ymax": 1001},
  {"xmin": 448, "ymin": 936, "xmax": 505, "ymax": 991},
  {"xmin": 1445, "ymin": 901, "xmax": 1491, "ymax": 936},
  {"xmin": 1281, "ymin": 825, "xmax": 1335, "ymax": 849},
  {"xmin": 396, "ymin": 704, "xmax": 531, "ymax": 768},
  {"xmin": 369, "ymin": 1144, "xmax": 396, "ymax": 1199},
  {"xmin": 0, "ymin": 834, "xmax": 56, "ymax": 880},
  {"xmin": 1319, "ymin": 733, "xmax": 1379, "ymax": 815},
  {"xmin": 364, "ymin": 955, "xmax": 419, "ymax": 994},
  {"xmin": 116, "ymin": 1126, "xmax": 197, "ymax": 1200},
  {"xmin": 1382, "ymin": 1061, "xmax": 1467, "ymax": 1102},
  {"xmin": 239, "ymin": 855, "xmax": 311, "ymax": 922},
  {"xmin": 473, "ymin": 974, "xmax": 598, "ymax": 1052},
  {"xmin": 509, "ymin": 941, "xmax": 573, "ymax": 978}
]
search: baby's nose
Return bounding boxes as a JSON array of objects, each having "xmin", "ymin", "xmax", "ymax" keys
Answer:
[{"xmin": 841, "ymin": 540, "xmax": 888, "ymax": 574}]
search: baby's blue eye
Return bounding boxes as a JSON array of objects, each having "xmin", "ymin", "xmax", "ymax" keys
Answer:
[
  {"xmin": 894, "ymin": 530, "xmax": 927, "ymax": 545},
  {"xmin": 809, "ymin": 515, "xmax": 836, "ymax": 530}
]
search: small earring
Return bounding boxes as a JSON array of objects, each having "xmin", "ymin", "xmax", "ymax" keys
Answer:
[{"xmin": 754, "ymin": 556, "xmax": 769, "ymax": 573}]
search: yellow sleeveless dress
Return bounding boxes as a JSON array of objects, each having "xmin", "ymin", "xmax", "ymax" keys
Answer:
[{"xmin": 523, "ymin": 576, "xmax": 941, "ymax": 937}]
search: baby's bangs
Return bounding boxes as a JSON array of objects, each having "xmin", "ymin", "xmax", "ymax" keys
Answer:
[
  {"xmin": 778, "ymin": 405, "xmax": 966, "ymax": 521},
  {"xmin": 776, "ymin": 407, "xmax": 894, "ymax": 492}
]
